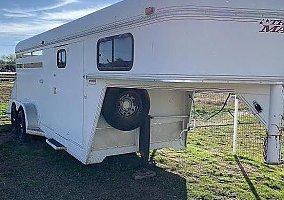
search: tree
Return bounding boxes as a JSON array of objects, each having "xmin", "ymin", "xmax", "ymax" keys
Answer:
[
  {"xmin": 0, "ymin": 54, "xmax": 16, "ymax": 72},
  {"xmin": 0, "ymin": 54, "xmax": 15, "ymax": 64}
]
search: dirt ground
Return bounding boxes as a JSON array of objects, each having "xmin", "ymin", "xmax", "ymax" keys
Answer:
[{"xmin": 0, "ymin": 129, "xmax": 187, "ymax": 200}]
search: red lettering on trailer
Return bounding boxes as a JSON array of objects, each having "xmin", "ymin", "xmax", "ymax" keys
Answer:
[{"xmin": 259, "ymin": 19, "xmax": 284, "ymax": 33}]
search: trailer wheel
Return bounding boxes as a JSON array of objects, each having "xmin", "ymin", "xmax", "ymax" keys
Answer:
[
  {"xmin": 11, "ymin": 103, "xmax": 18, "ymax": 134},
  {"xmin": 102, "ymin": 88, "xmax": 150, "ymax": 131},
  {"xmin": 17, "ymin": 107, "xmax": 27, "ymax": 141}
]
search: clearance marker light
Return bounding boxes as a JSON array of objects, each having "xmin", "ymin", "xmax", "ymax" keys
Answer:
[{"xmin": 145, "ymin": 7, "xmax": 155, "ymax": 15}]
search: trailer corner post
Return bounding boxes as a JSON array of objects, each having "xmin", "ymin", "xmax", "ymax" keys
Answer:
[
  {"xmin": 233, "ymin": 95, "xmax": 239, "ymax": 155},
  {"xmin": 265, "ymin": 85, "xmax": 283, "ymax": 164}
]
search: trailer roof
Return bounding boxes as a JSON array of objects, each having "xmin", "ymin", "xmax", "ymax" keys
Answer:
[{"xmin": 16, "ymin": 0, "xmax": 284, "ymax": 53}]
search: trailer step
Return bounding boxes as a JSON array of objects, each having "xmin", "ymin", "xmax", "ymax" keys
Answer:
[
  {"xmin": 27, "ymin": 128, "xmax": 45, "ymax": 136},
  {"xmin": 46, "ymin": 139, "xmax": 66, "ymax": 151}
]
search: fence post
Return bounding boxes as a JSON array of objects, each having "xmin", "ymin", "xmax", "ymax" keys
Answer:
[{"xmin": 233, "ymin": 95, "xmax": 239, "ymax": 155}]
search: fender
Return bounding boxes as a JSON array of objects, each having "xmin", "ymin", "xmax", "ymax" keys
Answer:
[{"xmin": 12, "ymin": 101, "xmax": 39, "ymax": 130}]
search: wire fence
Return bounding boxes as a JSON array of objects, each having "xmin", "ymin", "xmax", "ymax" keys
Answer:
[
  {"xmin": 0, "ymin": 64, "xmax": 16, "ymax": 72},
  {"xmin": 190, "ymin": 92, "xmax": 283, "ymax": 164}
]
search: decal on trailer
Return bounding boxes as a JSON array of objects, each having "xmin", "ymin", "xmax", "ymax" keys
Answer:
[{"xmin": 259, "ymin": 19, "xmax": 284, "ymax": 33}]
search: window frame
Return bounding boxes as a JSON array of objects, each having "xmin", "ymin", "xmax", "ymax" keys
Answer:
[
  {"xmin": 57, "ymin": 49, "xmax": 67, "ymax": 68},
  {"xmin": 97, "ymin": 33, "xmax": 134, "ymax": 71}
]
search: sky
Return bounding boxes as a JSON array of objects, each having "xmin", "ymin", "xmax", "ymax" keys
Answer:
[{"xmin": 0, "ymin": 0, "xmax": 122, "ymax": 56}]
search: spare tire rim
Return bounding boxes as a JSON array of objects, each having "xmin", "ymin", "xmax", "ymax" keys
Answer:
[{"xmin": 118, "ymin": 94, "xmax": 138, "ymax": 117}]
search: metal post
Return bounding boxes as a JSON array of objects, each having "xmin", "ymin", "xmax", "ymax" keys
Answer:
[
  {"xmin": 233, "ymin": 95, "xmax": 239, "ymax": 155},
  {"xmin": 139, "ymin": 115, "xmax": 151, "ymax": 165},
  {"xmin": 133, "ymin": 115, "xmax": 157, "ymax": 180},
  {"xmin": 265, "ymin": 85, "xmax": 283, "ymax": 164},
  {"xmin": 133, "ymin": 116, "xmax": 156, "ymax": 180}
]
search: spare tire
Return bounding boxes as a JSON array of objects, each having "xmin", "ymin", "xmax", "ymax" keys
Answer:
[{"xmin": 102, "ymin": 88, "xmax": 150, "ymax": 131}]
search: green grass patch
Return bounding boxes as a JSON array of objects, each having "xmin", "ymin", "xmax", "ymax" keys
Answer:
[
  {"xmin": 0, "ymin": 102, "xmax": 7, "ymax": 116},
  {"xmin": 0, "ymin": 103, "xmax": 9, "ymax": 125},
  {"xmin": 154, "ymin": 129, "xmax": 284, "ymax": 200}
]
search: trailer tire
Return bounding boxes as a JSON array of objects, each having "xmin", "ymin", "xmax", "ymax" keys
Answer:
[
  {"xmin": 102, "ymin": 88, "xmax": 150, "ymax": 131},
  {"xmin": 17, "ymin": 107, "xmax": 28, "ymax": 142},
  {"xmin": 11, "ymin": 103, "xmax": 18, "ymax": 135}
]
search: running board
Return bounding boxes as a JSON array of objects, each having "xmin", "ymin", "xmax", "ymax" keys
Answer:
[{"xmin": 46, "ymin": 139, "xmax": 66, "ymax": 151}]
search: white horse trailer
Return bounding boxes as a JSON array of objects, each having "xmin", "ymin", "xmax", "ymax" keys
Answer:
[{"xmin": 10, "ymin": 0, "xmax": 284, "ymax": 165}]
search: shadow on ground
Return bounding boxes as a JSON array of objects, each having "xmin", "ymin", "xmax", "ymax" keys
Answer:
[
  {"xmin": 234, "ymin": 155, "xmax": 261, "ymax": 200},
  {"xmin": 0, "ymin": 127, "xmax": 187, "ymax": 200}
]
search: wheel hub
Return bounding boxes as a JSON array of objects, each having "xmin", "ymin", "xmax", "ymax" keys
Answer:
[{"xmin": 118, "ymin": 94, "xmax": 138, "ymax": 117}]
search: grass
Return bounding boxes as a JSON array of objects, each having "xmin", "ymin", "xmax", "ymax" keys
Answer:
[
  {"xmin": 155, "ymin": 128, "xmax": 284, "ymax": 200},
  {"xmin": 1, "ymin": 93, "xmax": 283, "ymax": 199},
  {"xmin": 0, "ymin": 125, "xmax": 283, "ymax": 200},
  {"xmin": 0, "ymin": 131, "xmax": 187, "ymax": 200},
  {"xmin": 0, "ymin": 103, "xmax": 9, "ymax": 125}
]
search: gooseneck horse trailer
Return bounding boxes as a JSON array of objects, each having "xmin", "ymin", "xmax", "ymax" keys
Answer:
[{"xmin": 10, "ymin": 0, "xmax": 284, "ymax": 165}]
